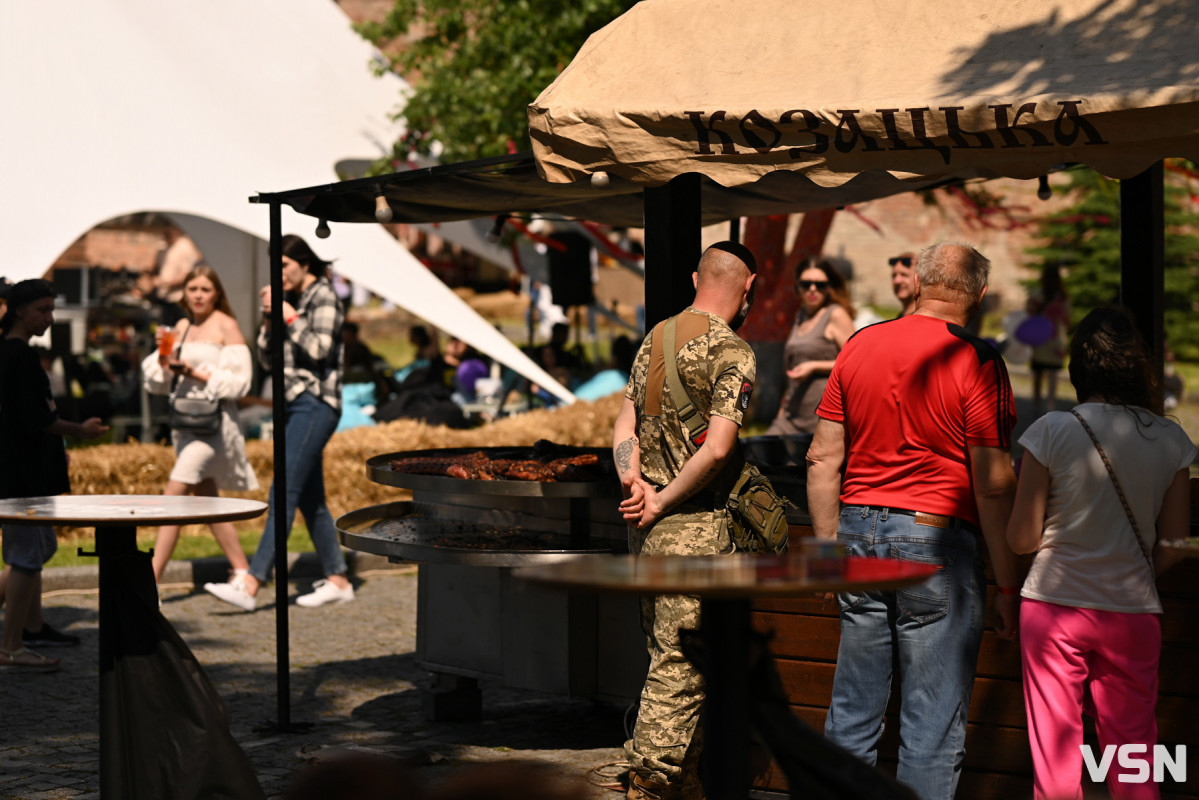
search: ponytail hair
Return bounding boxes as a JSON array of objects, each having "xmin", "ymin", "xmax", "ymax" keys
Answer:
[
  {"xmin": 281, "ymin": 234, "xmax": 331, "ymax": 280},
  {"xmin": 1068, "ymin": 306, "xmax": 1159, "ymax": 413}
]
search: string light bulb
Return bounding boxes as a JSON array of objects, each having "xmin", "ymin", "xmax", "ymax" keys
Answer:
[
  {"xmin": 315, "ymin": 218, "xmax": 331, "ymax": 239},
  {"xmin": 1037, "ymin": 175, "xmax": 1052, "ymax": 201},
  {"xmin": 591, "ymin": 171, "xmax": 610, "ymax": 189},
  {"xmin": 485, "ymin": 214, "xmax": 508, "ymax": 243},
  {"xmin": 374, "ymin": 194, "xmax": 394, "ymax": 224}
]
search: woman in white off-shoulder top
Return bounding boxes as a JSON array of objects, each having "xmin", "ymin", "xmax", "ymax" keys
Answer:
[{"xmin": 141, "ymin": 265, "xmax": 259, "ymax": 584}]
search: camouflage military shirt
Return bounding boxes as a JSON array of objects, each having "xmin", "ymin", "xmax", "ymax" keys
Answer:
[{"xmin": 625, "ymin": 307, "xmax": 756, "ymax": 503}]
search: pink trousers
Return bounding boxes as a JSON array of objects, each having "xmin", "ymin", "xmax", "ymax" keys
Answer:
[{"xmin": 1020, "ymin": 598, "xmax": 1161, "ymax": 800}]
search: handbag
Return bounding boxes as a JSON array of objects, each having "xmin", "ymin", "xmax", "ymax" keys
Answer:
[
  {"xmin": 725, "ymin": 461, "xmax": 791, "ymax": 554},
  {"xmin": 1070, "ymin": 409, "xmax": 1156, "ymax": 577},
  {"xmin": 661, "ymin": 316, "xmax": 791, "ymax": 553},
  {"xmin": 166, "ymin": 325, "xmax": 223, "ymax": 436}
]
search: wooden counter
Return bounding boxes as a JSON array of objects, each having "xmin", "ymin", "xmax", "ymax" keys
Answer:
[{"xmin": 751, "ymin": 521, "xmax": 1199, "ymax": 799}]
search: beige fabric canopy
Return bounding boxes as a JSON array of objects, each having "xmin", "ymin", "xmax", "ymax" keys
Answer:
[{"xmin": 530, "ymin": 0, "xmax": 1199, "ymax": 190}]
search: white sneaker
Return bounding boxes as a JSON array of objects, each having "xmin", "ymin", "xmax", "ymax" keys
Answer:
[
  {"xmin": 295, "ymin": 579, "xmax": 354, "ymax": 607},
  {"xmin": 203, "ymin": 571, "xmax": 256, "ymax": 612}
]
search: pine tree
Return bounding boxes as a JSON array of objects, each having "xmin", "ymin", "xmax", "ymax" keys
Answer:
[{"xmin": 1025, "ymin": 164, "xmax": 1199, "ymax": 359}]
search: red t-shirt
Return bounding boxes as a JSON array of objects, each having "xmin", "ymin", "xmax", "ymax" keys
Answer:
[{"xmin": 815, "ymin": 315, "xmax": 1016, "ymax": 525}]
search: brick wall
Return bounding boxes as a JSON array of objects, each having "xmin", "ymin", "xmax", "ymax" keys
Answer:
[{"xmin": 53, "ymin": 229, "xmax": 165, "ymax": 271}]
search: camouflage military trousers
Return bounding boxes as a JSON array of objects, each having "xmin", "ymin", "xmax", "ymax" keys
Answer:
[{"xmin": 625, "ymin": 508, "xmax": 731, "ymax": 800}]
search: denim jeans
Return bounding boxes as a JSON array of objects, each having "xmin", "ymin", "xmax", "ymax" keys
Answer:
[
  {"xmin": 249, "ymin": 392, "xmax": 346, "ymax": 583},
  {"xmin": 824, "ymin": 505, "xmax": 986, "ymax": 800}
]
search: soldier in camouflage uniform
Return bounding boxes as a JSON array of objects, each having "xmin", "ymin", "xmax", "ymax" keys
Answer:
[{"xmin": 612, "ymin": 242, "xmax": 759, "ymax": 800}]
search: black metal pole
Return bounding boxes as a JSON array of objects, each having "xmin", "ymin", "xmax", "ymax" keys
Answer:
[
  {"xmin": 97, "ymin": 524, "xmax": 137, "ymax": 799},
  {"xmin": 700, "ymin": 597, "xmax": 751, "ymax": 800},
  {"xmin": 1119, "ymin": 163, "xmax": 1165, "ymax": 408},
  {"xmin": 643, "ymin": 174, "xmax": 702, "ymax": 330},
  {"xmin": 268, "ymin": 202, "xmax": 292, "ymax": 727}
]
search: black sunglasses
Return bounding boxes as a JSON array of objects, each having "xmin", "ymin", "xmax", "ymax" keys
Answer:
[
  {"xmin": 799, "ymin": 280, "xmax": 829, "ymax": 291},
  {"xmin": 888, "ymin": 256, "xmax": 913, "ymax": 267}
]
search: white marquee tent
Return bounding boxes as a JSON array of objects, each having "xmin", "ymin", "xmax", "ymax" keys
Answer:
[{"xmin": 1, "ymin": 0, "xmax": 574, "ymax": 403}]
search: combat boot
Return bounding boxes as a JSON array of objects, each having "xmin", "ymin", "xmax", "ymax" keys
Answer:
[{"xmin": 627, "ymin": 773, "xmax": 667, "ymax": 800}]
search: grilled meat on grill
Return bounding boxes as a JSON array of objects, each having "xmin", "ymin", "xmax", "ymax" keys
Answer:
[{"xmin": 389, "ymin": 450, "xmax": 601, "ymax": 482}]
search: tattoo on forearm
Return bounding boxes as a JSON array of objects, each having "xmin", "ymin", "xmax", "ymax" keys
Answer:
[
  {"xmin": 680, "ymin": 463, "xmax": 721, "ymax": 507},
  {"xmin": 615, "ymin": 438, "xmax": 636, "ymax": 475}
]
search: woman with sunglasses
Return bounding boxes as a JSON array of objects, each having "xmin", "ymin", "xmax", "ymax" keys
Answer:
[{"xmin": 765, "ymin": 259, "xmax": 855, "ymax": 436}]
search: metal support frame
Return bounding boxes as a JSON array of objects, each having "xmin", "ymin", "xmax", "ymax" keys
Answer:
[
  {"xmin": 1119, "ymin": 162, "xmax": 1166, "ymax": 406},
  {"xmin": 267, "ymin": 203, "xmax": 294, "ymax": 728},
  {"xmin": 644, "ymin": 174, "xmax": 702, "ymax": 330}
]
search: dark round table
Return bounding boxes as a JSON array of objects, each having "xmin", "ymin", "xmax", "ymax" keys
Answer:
[
  {"xmin": 0, "ymin": 495, "xmax": 267, "ymax": 799},
  {"xmin": 516, "ymin": 551, "xmax": 937, "ymax": 800}
]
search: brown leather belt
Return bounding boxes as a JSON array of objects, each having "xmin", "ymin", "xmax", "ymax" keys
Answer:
[{"xmin": 884, "ymin": 508, "xmax": 980, "ymax": 535}]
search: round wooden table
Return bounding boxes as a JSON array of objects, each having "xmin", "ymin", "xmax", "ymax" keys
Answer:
[
  {"xmin": 0, "ymin": 495, "xmax": 267, "ymax": 799},
  {"xmin": 516, "ymin": 552, "xmax": 937, "ymax": 800}
]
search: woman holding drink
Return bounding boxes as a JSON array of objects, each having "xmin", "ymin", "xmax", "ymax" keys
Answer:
[
  {"xmin": 142, "ymin": 264, "xmax": 258, "ymax": 585},
  {"xmin": 205, "ymin": 234, "xmax": 351, "ymax": 611}
]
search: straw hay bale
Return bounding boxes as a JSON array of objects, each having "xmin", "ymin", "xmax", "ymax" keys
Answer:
[{"xmin": 63, "ymin": 393, "xmax": 623, "ymax": 538}]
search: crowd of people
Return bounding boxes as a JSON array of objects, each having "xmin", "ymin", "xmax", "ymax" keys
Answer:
[
  {"xmin": 1, "ymin": 232, "xmax": 639, "ymax": 622},
  {"xmin": 616, "ymin": 241, "xmax": 1192, "ymax": 800},
  {"xmin": 1, "ymin": 233, "xmax": 1193, "ymax": 800}
]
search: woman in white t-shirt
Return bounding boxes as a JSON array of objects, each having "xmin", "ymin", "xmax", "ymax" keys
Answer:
[{"xmin": 1007, "ymin": 307, "xmax": 1195, "ymax": 800}]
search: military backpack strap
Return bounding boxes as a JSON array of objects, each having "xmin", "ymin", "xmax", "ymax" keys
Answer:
[{"xmin": 662, "ymin": 316, "xmax": 709, "ymax": 452}]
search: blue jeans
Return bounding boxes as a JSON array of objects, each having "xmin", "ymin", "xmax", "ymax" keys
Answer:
[
  {"xmin": 824, "ymin": 506, "xmax": 986, "ymax": 800},
  {"xmin": 249, "ymin": 392, "xmax": 346, "ymax": 583}
]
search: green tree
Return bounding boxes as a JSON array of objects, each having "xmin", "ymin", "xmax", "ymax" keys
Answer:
[
  {"xmin": 1025, "ymin": 165, "xmax": 1199, "ymax": 359},
  {"xmin": 356, "ymin": 0, "xmax": 639, "ymax": 165}
]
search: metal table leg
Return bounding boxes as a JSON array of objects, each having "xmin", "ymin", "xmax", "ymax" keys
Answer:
[
  {"xmin": 700, "ymin": 596, "xmax": 751, "ymax": 800},
  {"xmin": 96, "ymin": 524, "xmax": 136, "ymax": 799}
]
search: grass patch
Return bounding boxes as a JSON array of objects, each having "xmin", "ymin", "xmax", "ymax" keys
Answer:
[{"xmin": 45, "ymin": 523, "xmax": 315, "ymax": 569}]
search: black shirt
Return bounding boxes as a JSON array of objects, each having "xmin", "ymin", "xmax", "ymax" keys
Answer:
[{"xmin": 0, "ymin": 338, "xmax": 70, "ymax": 498}]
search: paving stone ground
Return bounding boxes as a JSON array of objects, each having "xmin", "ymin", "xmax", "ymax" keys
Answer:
[{"xmin": 0, "ymin": 567, "xmax": 630, "ymax": 799}]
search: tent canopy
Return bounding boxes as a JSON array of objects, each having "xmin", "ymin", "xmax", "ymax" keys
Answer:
[
  {"xmin": 258, "ymin": 152, "xmax": 955, "ymax": 228},
  {"xmin": 1, "ymin": 0, "xmax": 573, "ymax": 404},
  {"xmin": 529, "ymin": 0, "xmax": 1199, "ymax": 190}
]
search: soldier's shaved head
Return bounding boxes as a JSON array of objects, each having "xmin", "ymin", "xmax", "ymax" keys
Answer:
[
  {"xmin": 691, "ymin": 241, "xmax": 758, "ymax": 330},
  {"xmin": 696, "ymin": 241, "xmax": 756, "ymax": 289}
]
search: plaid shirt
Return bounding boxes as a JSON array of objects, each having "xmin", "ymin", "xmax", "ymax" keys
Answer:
[{"xmin": 257, "ymin": 277, "xmax": 344, "ymax": 412}]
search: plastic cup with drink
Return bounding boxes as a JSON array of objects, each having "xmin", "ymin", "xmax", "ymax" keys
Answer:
[{"xmin": 158, "ymin": 325, "xmax": 176, "ymax": 357}]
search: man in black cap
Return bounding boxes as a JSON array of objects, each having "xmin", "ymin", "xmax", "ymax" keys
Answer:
[
  {"xmin": 0, "ymin": 279, "xmax": 108, "ymax": 670},
  {"xmin": 614, "ymin": 241, "xmax": 759, "ymax": 800}
]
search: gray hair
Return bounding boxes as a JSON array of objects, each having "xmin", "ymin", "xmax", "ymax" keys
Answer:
[{"xmin": 915, "ymin": 242, "xmax": 989, "ymax": 300}]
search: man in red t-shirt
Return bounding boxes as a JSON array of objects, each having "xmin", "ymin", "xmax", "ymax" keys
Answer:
[{"xmin": 806, "ymin": 242, "xmax": 1019, "ymax": 800}]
